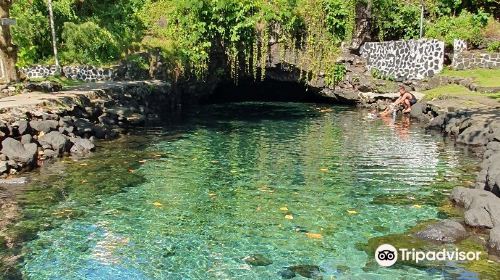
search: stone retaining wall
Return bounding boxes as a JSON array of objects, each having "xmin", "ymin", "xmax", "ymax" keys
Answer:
[
  {"xmin": 452, "ymin": 39, "xmax": 500, "ymax": 70},
  {"xmin": 21, "ymin": 65, "xmax": 116, "ymax": 82},
  {"xmin": 360, "ymin": 39, "xmax": 445, "ymax": 81}
]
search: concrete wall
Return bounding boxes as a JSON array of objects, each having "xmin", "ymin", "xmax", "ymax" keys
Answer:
[{"xmin": 360, "ymin": 39, "xmax": 445, "ymax": 81}]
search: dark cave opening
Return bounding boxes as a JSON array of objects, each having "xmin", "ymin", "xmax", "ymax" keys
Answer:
[{"xmin": 201, "ymin": 79, "xmax": 334, "ymax": 104}]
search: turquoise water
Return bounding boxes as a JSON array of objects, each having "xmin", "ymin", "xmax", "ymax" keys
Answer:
[{"xmin": 15, "ymin": 103, "xmax": 481, "ymax": 279}]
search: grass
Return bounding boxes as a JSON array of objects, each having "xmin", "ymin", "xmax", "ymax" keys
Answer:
[
  {"xmin": 439, "ymin": 68, "xmax": 500, "ymax": 87},
  {"xmin": 423, "ymin": 84, "xmax": 500, "ymax": 101}
]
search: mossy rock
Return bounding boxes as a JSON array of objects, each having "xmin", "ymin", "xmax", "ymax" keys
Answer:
[
  {"xmin": 243, "ymin": 254, "xmax": 273, "ymax": 266},
  {"xmin": 371, "ymin": 194, "xmax": 420, "ymax": 206},
  {"xmin": 437, "ymin": 201, "xmax": 464, "ymax": 219},
  {"xmin": 0, "ymin": 235, "xmax": 6, "ymax": 250},
  {"xmin": 6, "ymin": 220, "xmax": 50, "ymax": 244},
  {"xmin": 457, "ymin": 237, "xmax": 500, "ymax": 279}
]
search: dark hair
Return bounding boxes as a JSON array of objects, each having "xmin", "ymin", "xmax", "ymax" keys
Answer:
[{"xmin": 399, "ymin": 85, "xmax": 405, "ymax": 90}]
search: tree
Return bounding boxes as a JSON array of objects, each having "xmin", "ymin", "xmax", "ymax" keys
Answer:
[
  {"xmin": 0, "ymin": 0, "xmax": 18, "ymax": 83},
  {"xmin": 47, "ymin": 0, "xmax": 59, "ymax": 72}
]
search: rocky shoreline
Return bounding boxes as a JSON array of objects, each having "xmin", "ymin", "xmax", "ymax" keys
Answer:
[
  {"xmin": 410, "ymin": 100, "xmax": 500, "ymax": 258},
  {"xmin": 0, "ymin": 81, "xmax": 179, "ymax": 178}
]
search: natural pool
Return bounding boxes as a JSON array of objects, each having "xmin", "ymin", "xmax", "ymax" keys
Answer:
[{"xmin": 7, "ymin": 102, "xmax": 485, "ymax": 279}]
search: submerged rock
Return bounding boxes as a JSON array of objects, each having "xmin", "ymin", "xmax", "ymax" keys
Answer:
[
  {"xmin": 243, "ymin": 254, "xmax": 273, "ymax": 266},
  {"xmin": 488, "ymin": 226, "xmax": 500, "ymax": 256},
  {"xmin": 288, "ymin": 265, "xmax": 322, "ymax": 279},
  {"xmin": 278, "ymin": 268, "xmax": 296, "ymax": 279},
  {"xmin": 414, "ymin": 219, "xmax": 468, "ymax": 243}
]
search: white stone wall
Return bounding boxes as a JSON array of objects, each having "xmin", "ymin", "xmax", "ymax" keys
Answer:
[
  {"xmin": 360, "ymin": 39, "xmax": 445, "ymax": 81},
  {"xmin": 21, "ymin": 65, "xmax": 115, "ymax": 82}
]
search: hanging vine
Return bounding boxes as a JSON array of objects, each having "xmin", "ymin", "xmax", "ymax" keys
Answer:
[{"xmin": 139, "ymin": 0, "xmax": 356, "ymax": 85}]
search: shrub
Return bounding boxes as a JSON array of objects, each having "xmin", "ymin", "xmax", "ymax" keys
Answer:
[
  {"xmin": 371, "ymin": 0, "xmax": 421, "ymax": 41},
  {"xmin": 487, "ymin": 41, "xmax": 500, "ymax": 52},
  {"xmin": 426, "ymin": 11, "xmax": 487, "ymax": 47},
  {"xmin": 323, "ymin": 0, "xmax": 355, "ymax": 42},
  {"xmin": 61, "ymin": 22, "xmax": 120, "ymax": 65}
]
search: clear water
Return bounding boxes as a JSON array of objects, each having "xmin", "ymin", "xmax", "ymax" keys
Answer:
[{"xmin": 14, "ymin": 103, "xmax": 481, "ymax": 279}]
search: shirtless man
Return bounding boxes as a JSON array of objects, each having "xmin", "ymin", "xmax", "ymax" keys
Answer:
[{"xmin": 393, "ymin": 85, "xmax": 417, "ymax": 113}]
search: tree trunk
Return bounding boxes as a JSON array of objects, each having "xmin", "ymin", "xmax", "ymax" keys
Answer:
[
  {"xmin": 47, "ymin": 0, "xmax": 60, "ymax": 73},
  {"xmin": 349, "ymin": 0, "xmax": 372, "ymax": 51},
  {"xmin": 0, "ymin": 0, "xmax": 18, "ymax": 84}
]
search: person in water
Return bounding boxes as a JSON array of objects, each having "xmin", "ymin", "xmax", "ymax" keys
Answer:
[{"xmin": 393, "ymin": 85, "xmax": 417, "ymax": 113}]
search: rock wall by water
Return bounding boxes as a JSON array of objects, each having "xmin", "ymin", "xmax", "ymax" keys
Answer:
[
  {"xmin": 451, "ymin": 40, "xmax": 500, "ymax": 70},
  {"xmin": 0, "ymin": 81, "xmax": 179, "ymax": 177},
  {"xmin": 360, "ymin": 39, "xmax": 445, "ymax": 81}
]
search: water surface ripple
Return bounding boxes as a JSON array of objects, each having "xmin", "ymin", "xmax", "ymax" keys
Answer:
[{"xmin": 18, "ymin": 103, "xmax": 479, "ymax": 279}]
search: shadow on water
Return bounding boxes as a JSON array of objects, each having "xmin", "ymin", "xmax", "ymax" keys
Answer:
[{"xmin": 201, "ymin": 79, "xmax": 333, "ymax": 104}]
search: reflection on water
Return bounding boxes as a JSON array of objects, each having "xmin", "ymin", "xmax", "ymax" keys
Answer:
[{"xmin": 9, "ymin": 103, "xmax": 482, "ymax": 279}]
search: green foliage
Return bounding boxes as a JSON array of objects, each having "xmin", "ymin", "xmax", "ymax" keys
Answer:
[
  {"xmin": 11, "ymin": 0, "xmax": 495, "ymax": 85},
  {"xmin": 61, "ymin": 22, "xmax": 120, "ymax": 65},
  {"xmin": 325, "ymin": 63, "xmax": 347, "ymax": 86},
  {"xmin": 371, "ymin": 0, "xmax": 422, "ymax": 41},
  {"xmin": 139, "ymin": 0, "xmax": 355, "ymax": 81},
  {"xmin": 11, "ymin": 0, "xmax": 144, "ymax": 67},
  {"xmin": 431, "ymin": 0, "xmax": 499, "ymax": 17},
  {"xmin": 426, "ymin": 10, "xmax": 487, "ymax": 46},
  {"xmin": 324, "ymin": 0, "xmax": 355, "ymax": 42},
  {"xmin": 487, "ymin": 41, "xmax": 500, "ymax": 52}
]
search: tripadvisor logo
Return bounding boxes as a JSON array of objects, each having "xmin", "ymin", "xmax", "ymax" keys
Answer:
[{"xmin": 375, "ymin": 244, "xmax": 481, "ymax": 267}]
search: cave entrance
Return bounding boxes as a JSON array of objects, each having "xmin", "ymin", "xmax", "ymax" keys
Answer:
[{"xmin": 202, "ymin": 79, "xmax": 333, "ymax": 104}]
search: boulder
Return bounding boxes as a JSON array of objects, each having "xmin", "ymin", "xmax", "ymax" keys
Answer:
[
  {"xmin": 38, "ymin": 131, "xmax": 69, "ymax": 155},
  {"xmin": 464, "ymin": 208, "xmax": 494, "ymax": 228},
  {"xmin": 488, "ymin": 226, "xmax": 500, "ymax": 256},
  {"xmin": 426, "ymin": 114, "xmax": 445, "ymax": 129},
  {"xmin": 20, "ymin": 134, "xmax": 32, "ymax": 144},
  {"xmin": 451, "ymin": 187, "xmax": 500, "ymax": 228},
  {"xmin": 69, "ymin": 137, "xmax": 95, "ymax": 156},
  {"xmin": 414, "ymin": 219, "xmax": 468, "ymax": 243},
  {"xmin": 59, "ymin": 116, "xmax": 74, "ymax": 128},
  {"xmin": 15, "ymin": 120, "xmax": 30, "ymax": 135},
  {"xmin": 74, "ymin": 118, "xmax": 94, "ymax": 135},
  {"xmin": 0, "ymin": 161, "xmax": 8, "ymax": 174},
  {"xmin": 25, "ymin": 81, "xmax": 62, "ymax": 93},
  {"xmin": 1, "ymin": 138, "xmax": 37, "ymax": 167},
  {"xmin": 42, "ymin": 149, "xmax": 57, "ymax": 159},
  {"xmin": 457, "ymin": 124, "xmax": 490, "ymax": 146},
  {"xmin": 29, "ymin": 119, "xmax": 58, "ymax": 133}
]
